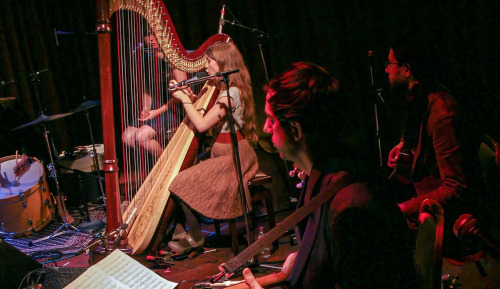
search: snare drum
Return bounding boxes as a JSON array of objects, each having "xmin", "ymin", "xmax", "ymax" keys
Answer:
[
  {"xmin": 59, "ymin": 144, "xmax": 104, "ymax": 173},
  {"xmin": 0, "ymin": 155, "xmax": 54, "ymax": 238}
]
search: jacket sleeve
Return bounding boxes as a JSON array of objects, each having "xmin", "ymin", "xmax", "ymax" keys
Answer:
[{"xmin": 400, "ymin": 92, "xmax": 468, "ymax": 216}]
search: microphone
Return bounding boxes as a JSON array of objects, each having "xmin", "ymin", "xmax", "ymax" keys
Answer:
[
  {"xmin": 454, "ymin": 214, "xmax": 500, "ymax": 261},
  {"xmin": 218, "ymin": 4, "xmax": 226, "ymax": 34},
  {"xmin": 168, "ymin": 72, "xmax": 208, "ymax": 91},
  {"xmin": 194, "ymin": 280, "xmax": 244, "ymax": 288}
]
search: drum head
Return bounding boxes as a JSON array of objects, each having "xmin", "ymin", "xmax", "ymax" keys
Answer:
[{"xmin": 0, "ymin": 155, "xmax": 44, "ymax": 199}]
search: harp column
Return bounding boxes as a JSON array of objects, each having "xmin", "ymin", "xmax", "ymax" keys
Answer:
[{"xmin": 96, "ymin": 0, "xmax": 123, "ymax": 234}]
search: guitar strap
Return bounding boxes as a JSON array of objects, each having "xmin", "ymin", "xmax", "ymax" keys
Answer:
[{"xmin": 217, "ymin": 172, "xmax": 351, "ymax": 278}]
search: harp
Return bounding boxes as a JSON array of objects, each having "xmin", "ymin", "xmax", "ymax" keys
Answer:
[{"xmin": 96, "ymin": 0, "xmax": 230, "ymax": 254}]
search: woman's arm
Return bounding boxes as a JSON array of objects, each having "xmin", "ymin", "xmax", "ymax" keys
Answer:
[{"xmin": 171, "ymin": 80, "xmax": 235, "ymax": 132}]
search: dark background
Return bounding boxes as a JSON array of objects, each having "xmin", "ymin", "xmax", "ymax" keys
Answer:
[{"xmin": 1, "ymin": 0, "xmax": 499, "ymax": 169}]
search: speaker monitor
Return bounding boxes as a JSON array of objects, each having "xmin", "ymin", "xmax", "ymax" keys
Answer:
[
  {"xmin": 0, "ymin": 239, "xmax": 42, "ymax": 289},
  {"xmin": 41, "ymin": 267, "xmax": 87, "ymax": 289}
]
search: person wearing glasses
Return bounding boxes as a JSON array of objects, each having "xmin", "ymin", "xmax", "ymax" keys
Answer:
[{"xmin": 385, "ymin": 40, "xmax": 484, "ymax": 259}]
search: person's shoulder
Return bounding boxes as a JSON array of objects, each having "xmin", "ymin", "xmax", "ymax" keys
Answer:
[
  {"xmin": 325, "ymin": 171, "xmax": 373, "ymax": 211},
  {"xmin": 427, "ymin": 83, "xmax": 456, "ymax": 106},
  {"xmin": 218, "ymin": 86, "xmax": 240, "ymax": 98},
  {"xmin": 429, "ymin": 91, "xmax": 457, "ymax": 117},
  {"xmin": 229, "ymin": 86, "xmax": 240, "ymax": 96}
]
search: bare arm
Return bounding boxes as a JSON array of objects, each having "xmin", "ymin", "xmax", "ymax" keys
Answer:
[{"xmin": 170, "ymin": 80, "xmax": 234, "ymax": 132}]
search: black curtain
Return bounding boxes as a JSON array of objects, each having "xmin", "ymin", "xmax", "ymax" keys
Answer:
[{"xmin": 1, "ymin": 0, "xmax": 499, "ymax": 167}]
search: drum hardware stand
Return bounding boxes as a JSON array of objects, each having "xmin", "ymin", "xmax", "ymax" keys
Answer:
[
  {"xmin": 0, "ymin": 223, "xmax": 12, "ymax": 240},
  {"xmin": 42, "ymin": 124, "xmax": 78, "ymax": 238},
  {"xmin": 58, "ymin": 163, "xmax": 106, "ymax": 233},
  {"xmin": 76, "ymin": 172, "xmax": 90, "ymax": 221},
  {"xmin": 81, "ymin": 100, "xmax": 106, "ymax": 207}
]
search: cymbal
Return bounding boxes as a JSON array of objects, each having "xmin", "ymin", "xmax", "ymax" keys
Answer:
[
  {"xmin": 10, "ymin": 99, "xmax": 100, "ymax": 131},
  {"xmin": 11, "ymin": 112, "xmax": 71, "ymax": 131},
  {"xmin": 68, "ymin": 100, "xmax": 101, "ymax": 114}
]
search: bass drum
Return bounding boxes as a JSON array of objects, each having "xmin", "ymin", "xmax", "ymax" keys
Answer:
[{"xmin": 0, "ymin": 155, "xmax": 54, "ymax": 238}]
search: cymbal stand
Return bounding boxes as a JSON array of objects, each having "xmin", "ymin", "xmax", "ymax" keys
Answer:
[
  {"xmin": 83, "ymin": 106, "xmax": 106, "ymax": 206},
  {"xmin": 42, "ymin": 123, "xmax": 78, "ymax": 237}
]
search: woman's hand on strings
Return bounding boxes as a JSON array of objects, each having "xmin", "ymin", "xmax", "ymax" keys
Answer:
[{"xmin": 138, "ymin": 108, "xmax": 160, "ymax": 121}]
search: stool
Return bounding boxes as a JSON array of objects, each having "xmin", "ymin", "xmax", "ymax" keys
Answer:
[{"xmin": 214, "ymin": 171, "xmax": 279, "ymax": 255}]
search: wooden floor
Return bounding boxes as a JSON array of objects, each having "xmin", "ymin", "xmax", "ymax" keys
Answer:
[
  {"xmin": 54, "ymin": 210, "xmax": 298, "ymax": 289},
  {"xmin": 44, "ymin": 211, "xmax": 500, "ymax": 289}
]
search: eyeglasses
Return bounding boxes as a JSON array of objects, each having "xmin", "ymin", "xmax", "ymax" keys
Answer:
[{"xmin": 385, "ymin": 60, "xmax": 411, "ymax": 70}]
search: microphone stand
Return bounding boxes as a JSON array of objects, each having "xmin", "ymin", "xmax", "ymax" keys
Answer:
[
  {"xmin": 168, "ymin": 70, "xmax": 251, "ymax": 249},
  {"xmin": 223, "ymin": 19, "xmax": 273, "ymax": 82},
  {"xmin": 220, "ymin": 71, "xmax": 253, "ymax": 249},
  {"xmin": 368, "ymin": 51, "xmax": 384, "ymax": 167}
]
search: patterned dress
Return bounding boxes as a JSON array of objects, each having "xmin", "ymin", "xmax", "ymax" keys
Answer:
[{"xmin": 169, "ymin": 87, "xmax": 259, "ymax": 219}]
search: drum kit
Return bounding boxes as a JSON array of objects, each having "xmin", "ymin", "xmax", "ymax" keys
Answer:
[{"xmin": 0, "ymin": 91, "xmax": 105, "ymax": 239}]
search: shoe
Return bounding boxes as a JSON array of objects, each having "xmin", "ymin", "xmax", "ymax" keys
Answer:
[
  {"xmin": 184, "ymin": 233, "xmax": 204, "ymax": 248},
  {"xmin": 168, "ymin": 238, "xmax": 192, "ymax": 255},
  {"xmin": 172, "ymin": 223, "xmax": 187, "ymax": 241}
]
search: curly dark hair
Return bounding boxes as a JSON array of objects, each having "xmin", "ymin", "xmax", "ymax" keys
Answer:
[{"xmin": 267, "ymin": 62, "xmax": 353, "ymax": 163}]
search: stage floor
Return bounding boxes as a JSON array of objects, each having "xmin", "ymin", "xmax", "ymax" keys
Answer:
[{"xmin": 4, "ymin": 204, "xmax": 500, "ymax": 289}]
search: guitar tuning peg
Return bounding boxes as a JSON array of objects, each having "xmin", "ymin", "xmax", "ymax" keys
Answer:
[
  {"xmin": 297, "ymin": 170, "xmax": 306, "ymax": 180},
  {"xmin": 296, "ymin": 179, "xmax": 305, "ymax": 189}
]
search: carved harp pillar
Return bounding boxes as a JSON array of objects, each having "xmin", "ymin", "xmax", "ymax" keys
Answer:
[
  {"xmin": 96, "ymin": 0, "xmax": 122, "ymax": 232},
  {"xmin": 96, "ymin": 0, "xmax": 230, "ymax": 253}
]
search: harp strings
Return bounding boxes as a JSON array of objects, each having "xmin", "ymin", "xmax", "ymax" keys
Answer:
[{"xmin": 115, "ymin": 8, "xmax": 176, "ymax": 204}]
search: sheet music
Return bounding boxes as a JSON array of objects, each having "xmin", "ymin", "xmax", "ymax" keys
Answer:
[{"xmin": 64, "ymin": 250, "xmax": 178, "ymax": 289}]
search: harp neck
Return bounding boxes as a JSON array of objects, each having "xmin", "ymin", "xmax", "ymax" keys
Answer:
[{"xmin": 107, "ymin": 0, "xmax": 231, "ymax": 72}]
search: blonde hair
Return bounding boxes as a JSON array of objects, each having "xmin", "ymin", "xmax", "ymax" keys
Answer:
[{"xmin": 206, "ymin": 42, "xmax": 258, "ymax": 146}]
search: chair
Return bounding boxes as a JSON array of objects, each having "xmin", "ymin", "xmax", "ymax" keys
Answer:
[
  {"xmin": 452, "ymin": 213, "xmax": 498, "ymax": 289},
  {"xmin": 213, "ymin": 171, "xmax": 279, "ymax": 255},
  {"xmin": 415, "ymin": 199, "xmax": 444, "ymax": 289},
  {"xmin": 440, "ymin": 135, "xmax": 500, "ymax": 289},
  {"xmin": 478, "ymin": 134, "xmax": 500, "ymax": 197}
]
